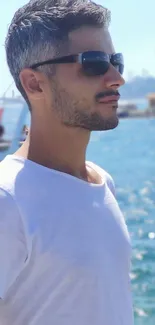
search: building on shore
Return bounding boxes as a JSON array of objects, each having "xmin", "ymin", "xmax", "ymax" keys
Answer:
[
  {"xmin": 118, "ymin": 94, "xmax": 155, "ymax": 118},
  {"xmin": 147, "ymin": 93, "xmax": 155, "ymax": 115}
]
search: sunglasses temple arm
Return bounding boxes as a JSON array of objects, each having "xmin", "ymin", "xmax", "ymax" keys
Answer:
[{"xmin": 30, "ymin": 55, "xmax": 78, "ymax": 69}]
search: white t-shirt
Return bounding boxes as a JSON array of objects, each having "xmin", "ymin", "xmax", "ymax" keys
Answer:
[{"xmin": 0, "ymin": 155, "xmax": 133, "ymax": 325}]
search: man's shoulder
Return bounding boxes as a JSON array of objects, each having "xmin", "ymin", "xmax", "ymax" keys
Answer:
[
  {"xmin": 0, "ymin": 187, "xmax": 28, "ymax": 300},
  {"xmin": 0, "ymin": 168, "xmax": 29, "ymax": 267},
  {"xmin": 0, "ymin": 186, "xmax": 21, "ymax": 226},
  {"xmin": 0, "ymin": 155, "xmax": 22, "ymax": 193},
  {"xmin": 0, "ymin": 156, "xmax": 27, "ymax": 224}
]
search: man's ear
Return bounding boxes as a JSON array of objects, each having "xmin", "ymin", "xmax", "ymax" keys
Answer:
[{"xmin": 19, "ymin": 68, "xmax": 44, "ymax": 100}]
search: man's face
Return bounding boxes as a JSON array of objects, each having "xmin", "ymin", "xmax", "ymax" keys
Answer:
[{"xmin": 25, "ymin": 26, "xmax": 125, "ymax": 131}]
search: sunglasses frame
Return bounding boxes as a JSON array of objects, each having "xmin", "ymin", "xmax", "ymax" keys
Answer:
[{"xmin": 30, "ymin": 51, "xmax": 124, "ymax": 75}]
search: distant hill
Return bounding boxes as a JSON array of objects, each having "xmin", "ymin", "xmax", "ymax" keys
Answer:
[{"xmin": 120, "ymin": 76, "xmax": 155, "ymax": 99}]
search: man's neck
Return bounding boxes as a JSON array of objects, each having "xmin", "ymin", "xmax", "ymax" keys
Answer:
[{"xmin": 16, "ymin": 123, "xmax": 91, "ymax": 181}]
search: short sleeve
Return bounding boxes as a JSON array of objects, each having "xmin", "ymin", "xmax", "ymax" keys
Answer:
[
  {"xmin": 104, "ymin": 171, "xmax": 116, "ymax": 197},
  {"xmin": 0, "ymin": 188, "xmax": 28, "ymax": 299}
]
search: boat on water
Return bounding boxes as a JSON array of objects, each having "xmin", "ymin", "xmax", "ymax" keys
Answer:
[{"xmin": 0, "ymin": 96, "xmax": 29, "ymax": 160}]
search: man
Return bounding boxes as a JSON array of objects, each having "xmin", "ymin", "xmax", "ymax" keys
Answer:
[
  {"xmin": 0, "ymin": 125, "xmax": 4, "ymax": 141},
  {"xmin": 0, "ymin": 0, "xmax": 133, "ymax": 324},
  {"xmin": 20, "ymin": 125, "xmax": 29, "ymax": 142}
]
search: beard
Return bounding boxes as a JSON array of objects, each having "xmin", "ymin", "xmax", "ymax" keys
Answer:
[
  {"xmin": 50, "ymin": 79, "xmax": 119, "ymax": 132},
  {"xmin": 63, "ymin": 109, "xmax": 119, "ymax": 131}
]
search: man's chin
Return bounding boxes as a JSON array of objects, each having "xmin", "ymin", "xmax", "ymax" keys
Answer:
[
  {"xmin": 93, "ymin": 116, "xmax": 119, "ymax": 131},
  {"xmin": 63, "ymin": 114, "xmax": 119, "ymax": 132}
]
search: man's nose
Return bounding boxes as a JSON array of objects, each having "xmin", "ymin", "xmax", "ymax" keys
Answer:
[{"xmin": 102, "ymin": 64, "xmax": 125, "ymax": 90}]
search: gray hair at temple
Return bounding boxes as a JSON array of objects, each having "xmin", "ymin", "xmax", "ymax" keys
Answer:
[{"xmin": 5, "ymin": 0, "xmax": 111, "ymax": 106}]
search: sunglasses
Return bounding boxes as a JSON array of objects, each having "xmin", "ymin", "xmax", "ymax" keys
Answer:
[{"xmin": 30, "ymin": 51, "xmax": 124, "ymax": 77}]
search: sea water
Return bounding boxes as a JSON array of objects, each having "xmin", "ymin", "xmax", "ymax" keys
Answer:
[{"xmin": 0, "ymin": 109, "xmax": 155, "ymax": 325}]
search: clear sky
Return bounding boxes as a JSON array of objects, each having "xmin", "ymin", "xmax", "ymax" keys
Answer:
[{"xmin": 0, "ymin": 0, "xmax": 155, "ymax": 95}]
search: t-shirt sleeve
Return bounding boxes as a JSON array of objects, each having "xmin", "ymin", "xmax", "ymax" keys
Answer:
[
  {"xmin": 104, "ymin": 171, "xmax": 116, "ymax": 197},
  {"xmin": 0, "ymin": 188, "xmax": 28, "ymax": 299}
]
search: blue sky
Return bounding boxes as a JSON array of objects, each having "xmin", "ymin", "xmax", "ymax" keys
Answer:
[{"xmin": 0, "ymin": 0, "xmax": 155, "ymax": 95}]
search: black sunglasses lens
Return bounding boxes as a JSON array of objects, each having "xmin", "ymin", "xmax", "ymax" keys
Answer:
[
  {"xmin": 119, "ymin": 64, "xmax": 124, "ymax": 75},
  {"xmin": 81, "ymin": 52, "xmax": 124, "ymax": 76},
  {"xmin": 83, "ymin": 61, "xmax": 110, "ymax": 76},
  {"xmin": 82, "ymin": 52, "xmax": 110, "ymax": 76},
  {"xmin": 111, "ymin": 53, "xmax": 124, "ymax": 75},
  {"xmin": 112, "ymin": 63, "xmax": 124, "ymax": 75}
]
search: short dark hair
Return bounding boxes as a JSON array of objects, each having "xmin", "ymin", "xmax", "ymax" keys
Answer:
[{"xmin": 5, "ymin": 0, "xmax": 111, "ymax": 107}]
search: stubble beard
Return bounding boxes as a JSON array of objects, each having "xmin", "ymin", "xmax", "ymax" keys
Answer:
[{"xmin": 51, "ymin": 80, "xmax": 119, "ymax": 132}]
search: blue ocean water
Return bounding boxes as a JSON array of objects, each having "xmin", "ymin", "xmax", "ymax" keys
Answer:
[{"xmin": 0, "ymin": 107, "xmax": 155, "ymax": 324}]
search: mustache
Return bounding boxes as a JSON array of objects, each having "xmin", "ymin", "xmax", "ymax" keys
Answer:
[{"xmin": 95, "ymin": 90, "xmax": 120, "ymax": 101}]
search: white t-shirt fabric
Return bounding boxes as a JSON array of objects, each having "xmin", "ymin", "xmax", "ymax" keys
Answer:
[{"xmin": 0, "ymin": 155, "xmax": 133, "ymax": 325}]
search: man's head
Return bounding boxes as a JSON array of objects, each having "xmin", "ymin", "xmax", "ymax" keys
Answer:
[{"xmin": 5, "ymin": 0, "xmax": 125, "ymax": 132}]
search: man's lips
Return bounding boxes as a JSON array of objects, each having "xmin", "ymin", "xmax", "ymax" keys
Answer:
[{"xmin": 98, "ymin": 95, "xmax": 120, "ymax": 103}]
